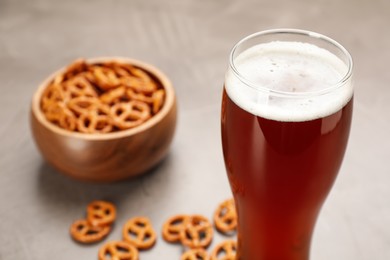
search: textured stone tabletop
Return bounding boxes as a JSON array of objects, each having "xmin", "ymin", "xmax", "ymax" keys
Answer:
[{"xmin": 0, "ymin": 0, "xmax": 389, "ymax": 259}]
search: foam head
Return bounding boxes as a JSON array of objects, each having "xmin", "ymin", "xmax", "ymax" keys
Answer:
[{"xmin": 225, "ymin": 41, "xmax": 353, "ymax": 122}]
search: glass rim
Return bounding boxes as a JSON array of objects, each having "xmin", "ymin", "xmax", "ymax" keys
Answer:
[{"xmin": 229, "ymin": 28, "xmax": 354, "ymax": 97}]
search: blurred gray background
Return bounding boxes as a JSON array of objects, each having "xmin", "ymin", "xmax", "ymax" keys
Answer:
[{"xmin": 0, "ymin": 0, "xmax": 389, "ymax": 259}]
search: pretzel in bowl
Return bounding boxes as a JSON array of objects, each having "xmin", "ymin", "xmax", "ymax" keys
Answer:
[
  {"xmin": 41, "ymin": 85, "xmax": 73, "ymax": 128},
  {"xmin": 100, "ymin": 86, "xmax": 127, "ymax": 105},
  {"xmin": 63, "ymin": 59, "xmax": 89, "ymax": 80},
  {"xmin": 77, "ymin": 112, "xmax": 113, "ymax": 134},
  {"xmin": 40, "ymin": 59, "xmax": 166, "ymax": 133},
  {"xmin": 41, "ymin": 84, "xmax": 67, "ymax": 110},
  {"xmin": 121, "ymin": 65, "xmax": 157, "ymax": 93},
  {"xmin": 62, "ymin": 75, "xmax": 98, "ymax": 100},
  {"xmin": 110, "ymin": 101, "xmax": 151, "ymax": 130},
  {"xmin": 44, "ymin": 103, "xmax": 74, "ymax": 130},
  {"xmin": 210, "ymin": 240, "xmax": 237, "ymax": 260},
  {"xmin": 122, "ymin": 217, "xmax": 157, "ymax": 250},
  {"xmin": 181, "ymin": 248, "xmax": 209, "ymax": 260},
  {"xmin": 87, "ymin": 200, "xmax": 117, "ymax": 227},
  {"xmin": 179, "ymin": 215, "xmax": 213, "ymax": 249},
  {"xmin": 91, "ymin": 65, "xmax": 121, "ymax": 91},
  {"xmin": 70, "ymin": 219, "xmax": 111, "ymax": 244},
  {"xmin": 214, "ymin": 198, "xmax": 237, "ymax": 234},
  {"xmin": 162, "ymin": 214, "xmax": 189, "ymax": 243},
  {"xmin": 98, "ymin": 240, "xmax": 139, "ymax": 260},
  {"xmin": 67, "ymin": 96, "xmax": 103, "ymax": 115}
]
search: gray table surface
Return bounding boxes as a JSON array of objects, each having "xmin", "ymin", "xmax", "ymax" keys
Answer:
[{"xmin": 1, "ymin": 0, "xmax": 389, "ymax": 259}]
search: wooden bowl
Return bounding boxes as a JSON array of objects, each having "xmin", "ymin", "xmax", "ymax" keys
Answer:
[{"xmin": 30, "ymin": 57, "xmax": 177, "ymax": 182}]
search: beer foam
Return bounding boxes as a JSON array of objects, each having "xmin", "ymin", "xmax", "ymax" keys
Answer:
[{"xmin": 225, "ymin": 41, "xmax": 353, "ymax": 122}]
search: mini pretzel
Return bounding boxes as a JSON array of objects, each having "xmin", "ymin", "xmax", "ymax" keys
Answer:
[
  {"xmin": 115, "ymin": 64, "xmax": 153, "ymax": 82},
  {"xmin": 122, "ymin": 217, "xmax": 157, "ymax": 250},
  {"xmin": 120, "ymin": 76, "xmax": 157, "ymax": 94},
  {"xmin": 63, "ymin": 59, "xmax": 88, "ymax": 80},
  {"xmin": 100, "ymin": 86, "xmax": 127, "ymax": 105},
  {"xmin": 91, "ymin": 66, "xmax": 121, "ymax": 90},
  {"xmin": 41, "ymin": 84, "xmax": 67, "ymax": 110},
  {"xmin": 62, "ymin": 75, "xmax": 98, "ymax": 99},
  {"xmin": 77, "ymin": 112, "xmax": 113, "ymax": 134},
  {"xmin": 70, "ymin": 219, "xmax": 111, "ymax": 244},
  {"xmin": 41, "ymin": 59, "xmax": 165, "ymax": 133},
  {"xmin": 67, "ymin": 96, "xmax": 101, "ymax": 115},
  {"xmin": 181, "ymin": 248, "xmax": 209, "ymax": 260},
  {"xmin": 125, "ymin": 88, "xmax": 164, "ymax": 114},
  {"xmin": 110, "ymin": 101, "xmax": 151, "ymax": 130},
  {"xmin": 110, "ymin": 62, "xmax": 133, "ymax": 77},
  {"xmin": 43, "ymin": 102, "xmax": 77, "ymax": 131},
  {"xmin": 128, "ymin": 66, "xmax": 153, "ymax": 83},
  {"xmin": 98, "ymin": 240, "xmax": 139, "ymax": 260},
  {"xmin": 58, "ymin": 107, "xmax": 78, "ymax": 131},
  {"xmin": 74, "ymin": 100, "xmax": 112, "ymax": 133},
  {"xmin": 43, "ymin": 101, "xmax": 66, "ymax": 121},
  {"xmin": 180, "ymin": 215, "xmax": 213, "ymax": 249},
  {"xmin": 52, "ymin": 72, "xmax": 65, "ymax": 86},
  {"xmin": 214, "ymin": 198, "xmax": 237, "ymax": 234},
  {"xmin": 87, "ymin": 200, "xmax": 116, "ymax": 227},
  {"xmin": 210, "ymin": 240, "xmax": 237, "ymax": 260},
  {"xmin": 126, "ymin": 88, "xmax": 153, "ymax": 104},
  {"xmin": 162, "ymin": 215, "xmax": 189, "ymax": 243},
  {"xmin": 152, "ymin": 89, "xmax": 165, "ymax": 114}
]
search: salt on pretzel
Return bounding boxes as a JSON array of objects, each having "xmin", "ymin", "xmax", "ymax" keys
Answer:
[
  {"xmin": 162, "ymin": 214, "xmax": 189, "ymax": 243},
  {"xmin": 70, "ymin": 219, "xmax": 111, "ymax": 244},
  {"xmin": 210, "ymin": 240, "xmax": 237, "ymax": 260},
  {"xmin": 180, "ymin": 215, "xmax": 213, "ymax": 249},
  {"xmin": 87, "ymin": 200, "xmax": 117, "ymax": 227},
  {"xmin": 98, "ymin": 240, "xmax": 139, "ymax": 260},
  {"xmin": 181, "ymin": 248, "xmax": 209, "ymax": 260},
  {"xmin": 110, "ymin": 101, "xmax": 151, "ymax": 130},
  {"xmin": 122, "ymin": 217, "xmax": 157, "ymax": 250},
  {"xmin": 214, "ymin": 198, "xmax": 237, "ymax": 234}
]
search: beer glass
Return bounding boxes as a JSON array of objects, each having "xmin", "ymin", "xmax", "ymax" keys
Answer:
[{"xmin": 221, "ymin": 29, "xmax": 353, "ymax": 260}]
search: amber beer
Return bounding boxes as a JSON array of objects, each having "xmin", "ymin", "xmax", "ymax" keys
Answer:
[{"xmin": 221, "ymin": 30, "xmax": 353, "ymax": 260}]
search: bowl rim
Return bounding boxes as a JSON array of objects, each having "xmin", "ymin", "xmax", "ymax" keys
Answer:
[{"xmin": 31, "ymin": 57, "xmax": 176, "ymax": 140}]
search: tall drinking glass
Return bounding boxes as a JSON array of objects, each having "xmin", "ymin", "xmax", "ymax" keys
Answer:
[{"xmin": 221, "ymin": 29, "xmax": 353, "ymax": 260}]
